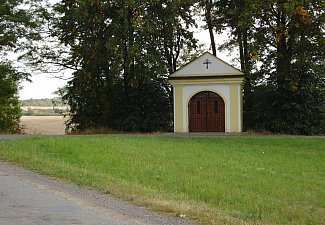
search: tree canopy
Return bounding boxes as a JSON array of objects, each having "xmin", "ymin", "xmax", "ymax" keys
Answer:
[
  {"xmin": 49, "ymin": 0, "xmax": 198, "ymax": 132},
  {"xmin": 208, "ymin": 0, "xmax": 325, "ymax": 134},
  {"xmin": 0, "ymin": 0, "xmax": 324, "ymax": 134},
  {"xmin": 0, "ymin": 64, "xmax": 24, "ymax": 133},
  {"xmin": 0, "ymin": 0, "xmax": 43, "ymax": 133}
]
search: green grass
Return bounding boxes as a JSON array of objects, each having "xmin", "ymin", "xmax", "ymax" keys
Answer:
[{"xmin": 0, "ymin": 135, "xmax": 324, "ymax": 224}]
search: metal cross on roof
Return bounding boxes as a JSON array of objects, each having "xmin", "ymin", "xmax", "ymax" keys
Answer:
[{"xmin": 203, "ymin": 59, "xmax": 211, "ymax": 69}]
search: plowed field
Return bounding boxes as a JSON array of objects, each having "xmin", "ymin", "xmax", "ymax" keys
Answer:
[{"xmin": 20, "ymin": 116, "xmax": 66, "ymax": 135}]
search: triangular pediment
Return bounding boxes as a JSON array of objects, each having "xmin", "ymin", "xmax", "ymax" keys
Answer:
[{"xmin": 170, "ymin": 52, "xmax": 243, "ymax": 78}]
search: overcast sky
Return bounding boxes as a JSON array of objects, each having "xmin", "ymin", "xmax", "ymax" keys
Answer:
[{"xmin": 19, "ymin": 20, "xmax": 234, "ymax": 100}]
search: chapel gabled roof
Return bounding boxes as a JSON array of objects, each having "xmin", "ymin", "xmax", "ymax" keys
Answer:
[{"xmin": 169, "ymin": 52, "xmax": 244, "ymax": 79}]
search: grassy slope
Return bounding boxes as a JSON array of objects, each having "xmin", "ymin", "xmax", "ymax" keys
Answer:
[{"xmin": 0, "ymin": 135, "xmax": 324, "ymax": 225}]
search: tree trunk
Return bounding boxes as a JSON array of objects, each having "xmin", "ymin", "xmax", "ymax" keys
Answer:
[
  {"xmin": 238, "ymin": 28, "xmax": 253, "ymax": 130},
  {"xmin": 205, "ymin": 0, "xmax": 217, "ymax": 56},
  {"xmin": 275, "ymin": 9, "xmax": 292, "ymax": 93}
]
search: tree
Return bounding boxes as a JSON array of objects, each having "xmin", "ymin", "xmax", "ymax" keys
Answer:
[
  {"xmin": 206, "ymin": 0, "xmax": 325, "ymax": 134},
  {"xmin": 0, "ymin": 0, "xmax": 43, "ymax": 133},
  {"xmin": 0, "ymin": 64, "xmax": 25, "ymax": 133},
  {"xmin": 250, "ymin": 0, "xmax": 325, "ymax": 134},
  {"xmin": 52, "ymin": 0, "xmax": 198, "ymax": 132},
  {"xmin": 149, "ymin": 0, "xmax": 198, "ymax": 73},
  {"xmin": 200, "ymin": 0, "xmax": 218, "ymax": 56},
  {"xmin": 210, "ymin": 0, "xmax": 257, "ymax": 129},
  {"xmin": 51, "ymin": 0, "xmax": 118, "ymax": 131}
]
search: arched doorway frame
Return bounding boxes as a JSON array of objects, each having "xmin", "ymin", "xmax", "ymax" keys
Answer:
[{"xmin": 185, "ymin": 89, "xmax": 228, "ymax": 132}]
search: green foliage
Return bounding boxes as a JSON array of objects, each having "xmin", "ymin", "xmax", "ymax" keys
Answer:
[
  {"xmin": 110, "ymin": 80, "xmax": 172, "ymax": 132},
  {"xmin": 21, "ymin": 107, "xmax": 68, "ymax": 116},
  {"xmin": 0, "ymin": 0, "xmax": 44, "ymax": 133},
  {"xmin": 20, "ymin": 98, "xmax": 68, "ymax": 116},
  {"xmin": 0, "ymin": 0, "xmax": 36, "ymax": 49},
  {"xmin": 0, "ymin": 64, "xmax": 23, "ymax": 133},
  {"xmin": 1, "ymin": 136, "xmax": 324, "ymax": 224},
  {"xmin": 0, "ymin": 0, "xmax": 44, "ymax": 55},
  {"xmin": 20, "ymin": 98, "xmax": 65, "ymax": 107},
  {"xmin": 210, "ymin": 0, "xmax": 325, "ymax": 134},
  {"xmin": 52, "ymin": 0, "xmax": 197, "ymax": 132},
  {"xmin": 250, "ymin": 0, "xmax": 325, "ymax": 134}
]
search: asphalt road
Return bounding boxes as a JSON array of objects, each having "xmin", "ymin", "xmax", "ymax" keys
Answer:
[{"xmin": 0, "ymin": 161, "xmax": 196, "ymax": 225}]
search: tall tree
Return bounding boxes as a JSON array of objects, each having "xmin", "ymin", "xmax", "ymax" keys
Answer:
[
  {"xmin": 109, "ymin": 1, "xmax": 174, "ymax": 131},
  {"xmin": 200, "ymin": 0, "xmax": 217, "ymax": 56},
  {"xmin": 0, "ymin": 64, "xmax": 28, "ymax": 133},
  {"xmin": 0, "ymin": 0, "xmax": 43, "ymax": 133},
  {"xmin": 149, "ymin": 0, "xmax": 198, "ymax": 73},
  {"xmin": 52, "ymin": 0, "xmax": 118, "ymax": 131},
  {"xmin": 52, "ymin": 0, "xmax": 198, "ymax": 132},
  {"xmin": 210, "ymin": 0, "xmax": 325, "ymax": 134},
  {"xmin": 251, "ymin": 0, "xmax": 325, "ymax": 134},
  {"xmin": 208, "ymin": 0, "xmax": 258, "ymax": 129}
]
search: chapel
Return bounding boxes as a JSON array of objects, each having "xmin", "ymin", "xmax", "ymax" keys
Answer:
[{"xmin": 168, "ymin": 52, "xmax": 244, "ymax": 133}]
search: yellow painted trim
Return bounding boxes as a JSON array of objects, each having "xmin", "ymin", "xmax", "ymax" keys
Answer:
[
  {"xmin": 239, "ymin": 85, "xmax": 244, "ymax": 132},
  {"xmin": 174, "ymin": 86, "xmax": 184, "ymax": 132},
  {"xmin": 170, "ymin": 72, "xmax": 244, "ymax": 77},
  {"xmin": 169, "ymin": 78, "xmax": 244, "ymax": 85},
  {"xmin": 230, "ymin": 85, "xmax": 239, "ymax": 132},
  {"xmin": 185, "ymin": 89, "xmax": 228, "ymax": 133},
  {"xmin": 240, "ymin": 84, "xmax": 243, "ymax": 131}
]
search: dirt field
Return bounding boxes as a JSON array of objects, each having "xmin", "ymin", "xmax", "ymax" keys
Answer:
[{"xmin": 20, "ymin": 116, "xmax": 67, "ymax": 135}]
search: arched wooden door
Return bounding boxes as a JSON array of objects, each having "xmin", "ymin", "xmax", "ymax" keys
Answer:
[{"xmin": 188, "ymin": 91, "xmax": 225, "ymax": 132}]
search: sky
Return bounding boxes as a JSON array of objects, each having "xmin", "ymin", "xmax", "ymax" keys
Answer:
[
  {"xmin": 19, "ymin": 26, "xmax": 235, "ymax": 100},
  {"xmin": 19, "ymin": 74, "xmax": 69, "ymax": 100}
]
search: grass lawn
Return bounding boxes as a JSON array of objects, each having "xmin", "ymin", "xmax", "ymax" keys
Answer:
[{"xmin": 0, "ymin": 135, "xmax": 324, "ymax": 224}]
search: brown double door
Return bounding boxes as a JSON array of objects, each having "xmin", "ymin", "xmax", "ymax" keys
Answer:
[{"xmin": 189, "ymin": 91, "xmax": 225, "ymax": 132}]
